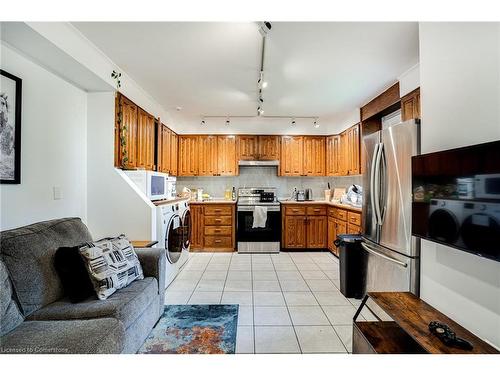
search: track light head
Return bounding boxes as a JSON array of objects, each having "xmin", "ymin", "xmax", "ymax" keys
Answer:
[
  {"xmin": 257, "ymin": 107, "xmax": 264, "ymax": 116},
  {"xmin": 314, "ymin": 119, "xmax": 319, "ymax": 128},
  {"xmin": 258, "ymin": 21, "xmax": 272, "ymax": 37},
  {"xmin": 225, "ymin": 118, "xmax": 230, "ymax": 126},
  {"xmin": 291, "ymin": 118, "xmax": 296, "ymax": 126},
  {"xmin": 201, "ymin": 119, "xmax": 205, "ymax": 126}
]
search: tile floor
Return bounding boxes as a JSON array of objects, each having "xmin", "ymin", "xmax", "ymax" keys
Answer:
[{"xmin": 165, "ymin": 251, "xmax": 372, "ymax": 354}]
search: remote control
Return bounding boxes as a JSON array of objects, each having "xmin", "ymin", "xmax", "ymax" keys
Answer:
[{"xmin": 428, "ymin": 321, "xmax": 473, "ymax": 350}]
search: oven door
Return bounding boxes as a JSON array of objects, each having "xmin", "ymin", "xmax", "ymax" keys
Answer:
[{"xmin": 237, "ymin": 205, "xmax": 281, "ymax": 242}]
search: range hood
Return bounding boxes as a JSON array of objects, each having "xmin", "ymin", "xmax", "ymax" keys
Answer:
[{"xmin": 238, "ymin": 160, "xmax": 279, "ymax": 167}]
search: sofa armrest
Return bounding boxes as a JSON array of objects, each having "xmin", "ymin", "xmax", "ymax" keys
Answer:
[{"xmin": 136, "ymin": 248, "xmax": 166, "ymax": 296}]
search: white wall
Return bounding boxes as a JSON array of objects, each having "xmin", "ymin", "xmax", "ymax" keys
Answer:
[
  {"xmin": 419, "ymin": 22, "xmax": 500, "ymax": 348},
  {"xmin": 86, "ymin": 92, "xmax": 156, "ymax": 241},
  {"xmin": 398, "ymin": 63, "xmax": 420, "ymax": 97},
  {"xmin": 0, "ymin": 43, "xmax": 87, "ymax": 230}
]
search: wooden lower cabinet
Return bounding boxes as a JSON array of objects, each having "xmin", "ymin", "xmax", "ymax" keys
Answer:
[
  {"xmin": 283, "ymin": 215, "xmax": 307, "ymax": 248},
  {"xmin": 306, "ymin": 215, "xmax": 328, "ymax": 248},
  {"xmin": 327, "ymin": 207, "xmax": 361, "ymax": 256},
  {"xmin": 190, "ymin": 204, "xmax": 204, "ymax": 250},
  {"xmin": 190, "ymin": 203, "xmax": 235, "ymax": 252},
  {"xmin": 327, "ymin": 216, "xmax": 337, "ymax": 254}
]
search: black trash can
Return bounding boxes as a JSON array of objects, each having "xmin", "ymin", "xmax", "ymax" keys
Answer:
[{"xmin": 334, "ymin": 234, "xmax": 364, "ymax": 299}]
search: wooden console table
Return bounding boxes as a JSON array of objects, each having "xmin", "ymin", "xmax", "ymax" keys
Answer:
[{"xmin": 352, "ymin": 292, "xmax": 499, "ymax": 354}]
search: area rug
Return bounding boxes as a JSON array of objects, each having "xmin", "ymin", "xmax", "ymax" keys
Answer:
[{"xmin": 138, "ymin": 304, "xmax": 238, "ymax": 354}]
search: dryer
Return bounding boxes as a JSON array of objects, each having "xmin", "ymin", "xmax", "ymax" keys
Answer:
[{"xmin": 156, "ymin": 201, "xmax": 187, "ymax": 288}]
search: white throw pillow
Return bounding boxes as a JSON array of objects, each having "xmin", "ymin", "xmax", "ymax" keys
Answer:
[{"xmin": 79, "ymin": 235, "xmax": 144, "ymax": 300}]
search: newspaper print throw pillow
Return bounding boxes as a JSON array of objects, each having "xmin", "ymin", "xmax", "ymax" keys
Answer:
[{"xmin": 79, "ymin": 235, "xmax": 144, "ymax": 300}]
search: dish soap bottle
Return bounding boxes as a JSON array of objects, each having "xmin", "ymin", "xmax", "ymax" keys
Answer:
[{"xmin": 231, "ymin": 187, "xmax": 236, "ymax": 201}]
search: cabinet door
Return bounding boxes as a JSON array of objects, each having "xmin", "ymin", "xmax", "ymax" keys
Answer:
[
  {"xmin": 327, "ymin": 216, "xmax": 337, "ymax": 254},
  {"xmin": 283, "ymin": 215, "xmax": 307, "ymax": 248},
  {"xmin": 217, "ymin": 136, "xmax": 238, "ymax": 175},
  {"xmin": 280, "ymin": 136, "xmax": 303, "ymax": 176},
  {"xmin": 178, "ymin": 136, "xmax": 199, "ymax": 176},
  {"xmin": 114, "ymin": 95, "xmax": 120, "ymax": 167},
  {"xmin": 349, "ymin": 124, "xmax": 360, "ymax": 175},
  {"xmin": 119, "ymin": 95, "xmax": 138, "ymax": 168},
  {"xmin": 306, "ymin": 215, "xmax": 328, "ymax": 248},
  {"xmin": 137, "ymin": 109, "xmax": 155, "ymax": 170},
  {"xmin": 303, "ymin": 136, "xmax": 326, "ymax": 176},
  {"xmin": 335, "ymin": 219, "xmax": 347, "ymax": 237},
  {"xmin": 237, "ymin": 135, "xmax": 258, "ymax": 160},
  {"xmin": 198, "ymin": 135, "xmax": 218, "ymax": 176},
  {"xmin": 401, "ymin": 88, "xmax": 421, "ymax": 121},
  {"xmin": 339, "ymin": 131, "xmax": 348, "ymax": 176},
  {"xmin": 258, "ymin": 135, "xmax": 280, "ymax": 160},
  {"xmin": 170, "ymin": 132, "xmax": 178, "ymax": 176},
  {"xmin": 190, "ymin": 205, "xmax": 204, "ymax": 249},
  {"xmin": 158, "ymin": 125, "xmax": 171, "ymax": 173}
]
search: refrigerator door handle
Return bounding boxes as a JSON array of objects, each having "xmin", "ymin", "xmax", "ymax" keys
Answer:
[
  {"xmin": 370, "ymin": 143, "xmax": 380, "ymax": 224},
  {"xmin": 361, "ymin": 242, "xmax": 408, "ymax": 268},
  {"xmin": 379, "ymin": 143, "xmax": 388, "ymax": 224},
  {"xmin": 373, "ymin": 143, "xmax": 384, "ymax": 225}
]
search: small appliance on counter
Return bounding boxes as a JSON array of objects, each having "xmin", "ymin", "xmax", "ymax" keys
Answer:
[
  {"xmin": 123, "ymin": 170, "xmax": 169, "ymax": 201},
  {"xmin": 296, "ymin": 190, "xmax": 306, "ymax": 201},
  {"xmin": 342, "ymin": 185, "xmax": 363, "ymax": 207}
]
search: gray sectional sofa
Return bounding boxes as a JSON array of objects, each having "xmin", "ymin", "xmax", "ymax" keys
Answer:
[{"xmin": 0, "ymin": 218, "xmax": 165, "ymax": 354}]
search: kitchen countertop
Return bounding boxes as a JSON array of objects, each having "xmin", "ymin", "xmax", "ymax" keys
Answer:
[
  {"xmin": 279, "ymin": 199, "xmax": 362, "ymax": 212},
  {"xmin": 153, "ymin": 197, "xmax": 190, "ymax": 206},
  {"xmin": 189, "ymin": 199, "xmax": 237, "ymax": 205}
]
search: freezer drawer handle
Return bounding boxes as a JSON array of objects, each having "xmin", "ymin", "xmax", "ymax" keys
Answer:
[{"xmin": 361, "ymin": 242, "xmax": 408, "ymax": 268}]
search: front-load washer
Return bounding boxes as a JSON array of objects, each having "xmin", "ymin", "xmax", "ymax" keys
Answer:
[
  {"xmin": 156, "ymin": 202, "xmax": 184, "ymax": 288},
  {"xmin": 178, "ymin": 200, "xmax": 191, "ymax": 264}
]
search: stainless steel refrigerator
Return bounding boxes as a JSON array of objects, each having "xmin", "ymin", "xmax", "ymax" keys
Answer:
[{"xmin": 361, "ymin": 119, "xmax": 421, "ymax": 296}]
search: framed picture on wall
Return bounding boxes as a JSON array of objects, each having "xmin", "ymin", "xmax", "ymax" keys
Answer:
[{"xmin": 0, "ymin": 69, "xmax": 22, "ymax": 184}]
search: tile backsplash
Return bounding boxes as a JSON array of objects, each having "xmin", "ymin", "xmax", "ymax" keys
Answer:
[{"xmin": 176, "ymin": 166, "xmax": 362, "ymax": 199}]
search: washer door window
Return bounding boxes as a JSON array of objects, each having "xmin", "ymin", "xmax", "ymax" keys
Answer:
[
  {"xmin": 460, "ymin": 213, "xmax": 500, "ymax": 259},
  {"xmin": 182, "ymin": 209, "xmax": 192, "ymax": 250},
  {"xmin": 165, "ymin": 214, "xmax": 183, "ymax": 264}
]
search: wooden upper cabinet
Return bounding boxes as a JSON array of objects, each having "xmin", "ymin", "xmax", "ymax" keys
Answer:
[
  {"xmin": 339, "ymin": 132, "xmax": 348, "ymax": 176},
  {"xmin": 258, "ymin": 135, "xmax": 280, "ymax": 160},
  {"xmin": 170, "ymin": 132, "xmax": 178, "ymax": 176},
  {"xmin": 158, "ymin": 124, "xmax": 171, "ymax": 173},
  {"xmin": 136, "ymin": 109, "xmax": 156, "ymax": 170},
  {"xmin": 347, "ymin": 123, "xmax": 360, "ymax": 175},
  {"xmin": 326, "ymin": 135, "xmax": 341, "ymax": 176},
  {"xmin": 198, "ymin": 135, "xmax": 218, "ymax": 176},
  {"xmin": 118, "ymin": 95, "xmax": 138, "ymax": 169},
  {"xmin": 217, "ymin": 136, "xmax": 238, "ymax": 176},
  {"xmin": 178, "ymin": 135, "xmax": 199, "ymax": 176},
  {"xmin": 280, "ymin": 136, "xmax": 304, "ymax": 176},
  {"xmin": 237, "ymin": 135, "xmax": 258, "ymax": 160},
  {"xmin": 303, "ymin": 136, "xmax": 326, "ymax": 176},
  {"xmin": 401, "ymin": 88, "xmax": 421, "ymax": 122}
]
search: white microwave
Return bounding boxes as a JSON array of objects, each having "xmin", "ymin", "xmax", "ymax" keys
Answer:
[
  {"xmin": 124, "ymin": 170, "xmax": 169, "ymax": 201},
  {"xmin": 475, "ymin": 174, "xmax": 500, "ymax": 199}
]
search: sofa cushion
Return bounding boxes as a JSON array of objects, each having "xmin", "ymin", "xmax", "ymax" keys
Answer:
[
  {"xmin": 0, "ymin": 218, "xmax": 93, "ymax": 316},
  {"xmin": 0, "ymin": 260, "xmax": 24, "ymax": 336},
  {"xmin": 0, "ymin": 318, "xmax": 124, "ymax": 354},
  {"xmin": 79, "ymin": 235, "xmax": 144, "ymax": 300},
  {"xmin": 27, "ymin": 277, "xmax": 158, "ymax": 329}
]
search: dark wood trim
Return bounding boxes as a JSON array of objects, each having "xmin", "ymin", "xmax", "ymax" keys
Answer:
[{"xmin": 360, "ymin": 82, "xmax": 400, "ymax": 121}]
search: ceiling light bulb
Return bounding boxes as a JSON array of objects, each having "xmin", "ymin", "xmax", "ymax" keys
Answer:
[{"xmin": 261, "ymin": 81, "xmax": 268, "ymax": 89}]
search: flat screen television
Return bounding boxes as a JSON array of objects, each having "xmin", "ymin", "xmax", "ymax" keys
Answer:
[{"xmin": 412, "ymin": 140, "xmax": 500, "ymax": 262}]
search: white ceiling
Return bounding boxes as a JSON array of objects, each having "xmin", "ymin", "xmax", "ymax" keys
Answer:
[{"xmin": 72, "ymin": 22, "xmax": 419, "ymax": 134}]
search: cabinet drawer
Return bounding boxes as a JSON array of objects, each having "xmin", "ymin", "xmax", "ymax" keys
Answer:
[
  {"xmin": 204, "ymin": 226, "xmax": 232, "ymax": 236},
  {"xmin": 333, "ymin": 208, "xmax": 347, "ymax": 221},
  {"xmin": 204, "ymin": 205, "xmax": 233, "ymax": 216},
  {"xmin": 327, "ymin": 207, "xmax": 336, "ymax": 218},
  {"xmin": 284, "ymin": 206, "xmax": 307, "ymax": 215},
  {"xmin": 348, "ymin": 211, "xmax": 361, "ymax": 226},
  {"xmin": 306, "ymin": 206, "xmax": 327, "ymax": 216},
  {"xmin": 347, "ymin": 223, "xmax": 361, "ymax": 234},
  {"xmin": 205, "ymin": 236, "xmax": 233, "ymax": 248},
  {"xmin": 204, "ymin": 216, "xmax": 233, "ymax": 226}
]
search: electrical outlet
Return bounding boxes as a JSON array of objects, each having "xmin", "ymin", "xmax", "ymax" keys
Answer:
[{"xmin": 53, "ymin": 186, "xmax": 62, "ymax": 200}]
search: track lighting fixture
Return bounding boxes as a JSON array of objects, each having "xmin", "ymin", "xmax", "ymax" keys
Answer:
[
  {"xmin": 291, "ymin": 118, "xmax": 296, "ymax": 126},
  {"xmin": 257, "ymin": 107, "xmax": 264, "ymax": 116},
  {"xmin": 201, "ymin": 118, "xmax": 206, "ymax": 126},
  {"xmin": 226, "ymin": 117, "xmax": 230, "ymax": 126},
  {"xmin": 314, "ymin": 119, "xmax": 319, "ymax": 128}
]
